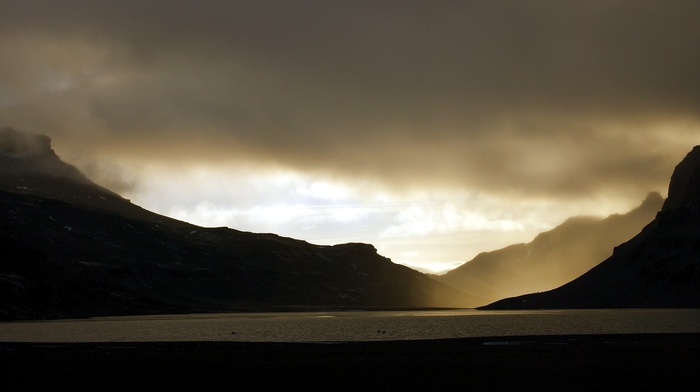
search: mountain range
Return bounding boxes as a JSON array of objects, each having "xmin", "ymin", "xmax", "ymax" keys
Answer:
[
  {"xmin": 484, "ymin": 146, "xmax": 700, "ymax": 309},
  {"xmin": 2, "ymin": 127, "xmax": 698, "ymax": 319},
  {"xmin": 0, "ymin": 127, "xmax": 464, "ymax": 320},
  {"xmin": 437, "ymin": 192, "xmax": 663, "ymax": 307}
]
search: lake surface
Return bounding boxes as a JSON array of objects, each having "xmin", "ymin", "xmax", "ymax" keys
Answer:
[{"xmin": 2, "ymin": 309, "xmax": 699, "ymax": 343}]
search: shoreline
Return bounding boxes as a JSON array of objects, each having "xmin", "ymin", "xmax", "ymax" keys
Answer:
[{"xmin": 2, "ymin": 333, "xmax": 698, "ymax": 390}]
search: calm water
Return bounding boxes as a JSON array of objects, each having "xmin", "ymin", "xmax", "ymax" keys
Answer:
[{"xmin": 1, "ymin": 309, "xmax": 699, "ymax": 343}]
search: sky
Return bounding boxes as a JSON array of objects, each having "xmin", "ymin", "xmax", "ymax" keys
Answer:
[{"xmin": 2, "ymin": 1, "xmax": 699, "ymax": 273}]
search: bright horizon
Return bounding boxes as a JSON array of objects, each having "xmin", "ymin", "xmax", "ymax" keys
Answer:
[
  {"xmin": 3, "ymin": 1, "xmax": 699, "ymax": 273},
  {"xmin": 71, "ymin": 158, "xmax": 671, "ymax": 275}
]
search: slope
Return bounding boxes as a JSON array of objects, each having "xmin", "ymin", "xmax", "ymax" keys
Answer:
[
  {"xmin": 438, "ymin": 192, "xmax": 663, "ymax": 307},
  {"xmin": 483, "ymin": 146, "xmax": 700, "ymax": 309},
  {"xmin": 0, "ymin": 128, "xmax": 465, "ymax": 319}
]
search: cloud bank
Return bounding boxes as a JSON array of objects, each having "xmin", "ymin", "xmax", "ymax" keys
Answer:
[{"xmin": 2, "ymin": 1, "xmax": 699, "ymax": 269}]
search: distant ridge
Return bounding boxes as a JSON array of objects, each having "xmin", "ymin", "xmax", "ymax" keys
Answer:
[
  {"xmin": 438, "ymin": 192, "xmax": 663, "ymax": 307},
  {"xmin": 484, "ymin": 146, "xmax": 700, "ymax": 309},
  {"xmin": 0, "ymin": 128, "xmax": 465, "ymax": 320}
]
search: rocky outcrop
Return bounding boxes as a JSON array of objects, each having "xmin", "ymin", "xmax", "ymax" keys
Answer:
[
  {"xmin": 0, "ymin": 127, "xmax": 89, "ymax": 183},
  {"xmin": 483, "ymin": 146, "xmax": 700, "ymax": 309},
  {"xmin": 0, "ymin": 127, "xmax": 52, "ymax": 155},
  {"xmin": 662, "ymin": 146, "xmax": 700, "ymax": 211}
]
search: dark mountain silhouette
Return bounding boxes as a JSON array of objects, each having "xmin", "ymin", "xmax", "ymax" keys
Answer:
[
  {"xmin": 0, "ymin": 128, "xmax": 464, "ymax": 320},
  {"xmin": 437, "ymin": 193, "xmax": 663, "ymax": 307},
  {"xmin": 0, "ymin": 127, "xmax": 89, "ymax": 183},
  {"xmin": 484, "ymin": 146, "xmax": 700, "ymax": 309}
]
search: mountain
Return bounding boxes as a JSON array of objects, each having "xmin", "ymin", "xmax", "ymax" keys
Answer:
[
  {"xmin": 0, "ymin": 127, "xmax": 89, "ymax": 183},
  {"xmin": 437, "ymin": 193, "xmax": 663, "ymax": 307},
  {"xmin": 0, "ymin": 128, "xmax": 464, "ymax": 320},
  {"xmin": 0, "ymin": 127, "xmax": 178, "ymax": 224},
  {"xmin": 484, "ymin": 146, "xmax": 700, "ymax": 309}
]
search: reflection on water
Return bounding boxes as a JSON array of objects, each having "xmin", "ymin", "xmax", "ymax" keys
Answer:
[{"xmin": 1, "ymin": 309, "xmax": 699, "ymax": 343}]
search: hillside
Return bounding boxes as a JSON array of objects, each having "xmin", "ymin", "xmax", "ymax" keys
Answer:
[
  {"xmin": 438, "ymin": 192, "xmax": 663, "ymax": 307},
  {"xmin": 484, "ymin": 146, "xmax": 700, "ymax": 309},
  {"xmin": 0, "ymin": 128, "xmax": 465, "ymax": 320}
]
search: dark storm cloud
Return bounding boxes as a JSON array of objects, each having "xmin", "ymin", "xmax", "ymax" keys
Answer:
[{"xmin": 1, "ymin": 0, "xmax": 699, "ymax": 198}]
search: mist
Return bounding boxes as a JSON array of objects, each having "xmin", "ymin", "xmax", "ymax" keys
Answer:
[{"xmin": 2, "ymin": 1, "xmax": 699, "ymax": 270}]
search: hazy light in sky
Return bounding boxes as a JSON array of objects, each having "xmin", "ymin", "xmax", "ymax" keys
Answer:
[
  {"xmin": 2, "ymin": 1, "xmax": 699, "ymax": 273},
  {"xmin": 119, "ymin": 163, "xmax": 651, "ymax": 273}
]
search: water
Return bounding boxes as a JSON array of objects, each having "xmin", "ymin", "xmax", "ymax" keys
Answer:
[{"xmin": 1, "ymin": 309, "xmax": 699, "ymax": 343}]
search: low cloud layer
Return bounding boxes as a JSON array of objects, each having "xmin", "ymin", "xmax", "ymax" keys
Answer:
[{"xmin": 2, "ymin": 1, "xmax": 699, "ymax": 269}]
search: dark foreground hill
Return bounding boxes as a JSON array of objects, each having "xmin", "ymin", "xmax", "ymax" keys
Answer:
[
  {"xmin": 0, "ymin": 128, "xmax": 464, "ymax": 320},
  {"xmin": 484, "ymin": 146, "xmax": 700, "ymax": 309},
  {"xmin": 438, "ymin": 192, "xmax": 662, "ymax": 307}
]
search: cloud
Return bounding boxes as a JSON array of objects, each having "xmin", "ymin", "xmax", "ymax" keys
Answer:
[
  {"xmin": 1, "ymin": 1, "xmax": 699, "ymax": 211},
  {"xmin": 75, "ymin": 159, "xmax": 138, "ymax": 195},
  {"xmin": 126, "ymin": 165, "xmax": 588, "ymax": 269}
]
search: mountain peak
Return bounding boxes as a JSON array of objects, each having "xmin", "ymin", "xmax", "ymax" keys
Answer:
[
  {"xmin": 438, "ymin": 191, "xmax": 662, "ymax": 307},
  {"xmin": 483, "ymin": 145, "xmax": 700, "ymax": 309},
  {"xmin": 0, "ymin": 127, "xmax": 53, "ymax": 157},
  {"xmin": 641, "ymin": 191, "xmax": 664, "ymax": 207},
  {"xmin": 0, "ymin": 127, "xmax": 88, "ymax": 183},
  {"xmin": 662, "ymin": 145, "xmax": 700, "ymax": 211}
]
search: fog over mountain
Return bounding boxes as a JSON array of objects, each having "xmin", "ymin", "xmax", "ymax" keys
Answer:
[
  {"xmin": 485, "ymin": 146, "xmax": 700, "ymax": 309},
  {"xmin": 2, "ymin": 1, "xmax": 699, "ymax": 271},
  {"xmin": 2, "ymin": 128, "xmax": 698, "ymax": 318},
  {"xmin": 0, "ymin": 127, "xmax": 91, "ymax": 184},
  {"xmin": 438, "ymin": 192, "xmax": 664, "ymax": 307},
  {"xmin": 0, "ymin": 129, "xmax": 463, "ymax": 320}
]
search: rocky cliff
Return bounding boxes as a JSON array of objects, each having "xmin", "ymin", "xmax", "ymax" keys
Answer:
[{"xmin": 0, "ymin": 127, "xmax": 89, "ymax": 183}]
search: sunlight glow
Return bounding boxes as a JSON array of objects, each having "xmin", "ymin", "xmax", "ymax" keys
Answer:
[
  {"xmin": 380, "ymin": 203, "xmax": 527, "ymax": 239},
  {"xmin": 400, "ymin": 261, "xmax": 465, "ymax": 275},
  {"xmin": 126, "ymin": 163, "xmax": 654, "ymax": 273}
]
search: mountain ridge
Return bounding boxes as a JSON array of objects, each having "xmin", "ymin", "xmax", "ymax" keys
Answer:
[
  {"xmin": 483, "ymin": 146, "xmax": 700, "ymax": 309},
  {"xmin": 437, "ymin": 191, "xmax": 663, "ymax": 307},
  {"xmin": 0, "ymin": 128, "xmax": 465, "ymax": 320},
  {"xmin": 1, "ymin": 127, "xmax": 93, "ymax": 185}
]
